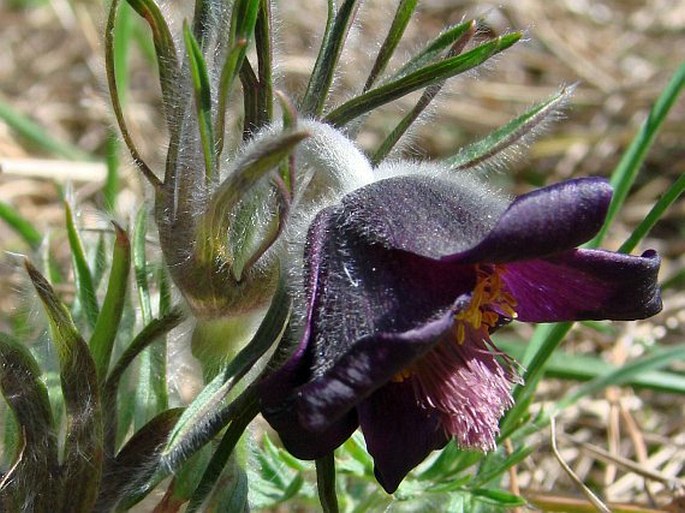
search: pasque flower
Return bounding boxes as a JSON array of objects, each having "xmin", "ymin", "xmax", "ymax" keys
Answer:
[{"xmin": 260, "ymin": 153, "xmax": 662, "ymax": 493}]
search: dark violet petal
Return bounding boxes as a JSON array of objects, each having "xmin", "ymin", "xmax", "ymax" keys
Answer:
[
  {"xmin": 449, "ymin": 177, "xmax": 613, "ymax": 263},
  {"xmin": 267, "ymin": 404, "xmax": 358, "ymax": 460},
  {"xmin": 357, "ymin": 381, "xmax": 448, "ymax": 494},
  {"xmin": 502, "ymin": 249, "xmax": 662, "ymax": 322},
  {"xmin": 301, "ymin": 206, "xmax": 476, "ymax": 377},
  {"xmin": 260, "ymin": 335, "xmax": 359, "ymax": 459},
  {"xmin": 339, "ymin": 174, "xmax": 507, "ymax": 258},
  {"xmin": 295, "ymin": 314, "xmax": 454, "ymax": 432}
]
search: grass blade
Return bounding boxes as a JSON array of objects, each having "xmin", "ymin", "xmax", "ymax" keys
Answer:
[
  {"xmin": 0, "ymin": 200, "xmax": 43, "ymax": 249},
  {"xmin": 324, "ymin": 33, "xmax": 522, "ymax": 127},
  {"xmin": 89, "ymin": 223, "xmax": 131, "ymax": 382},
  {"xmin": 503, "ymin": 64, "xmax": 685, "ymax": 436},
  {"xmin": 300, "ymin": 0, "xmax": 361, "ymax": 116},
  {"xmin": 64, "ymin": 200, "xmax": 100, "ymax": 330},
  {"xmin": 0, "ymin": 99, "xmax": 91, "ymax": 161},
  {"xmin": 588, "ymin": 61, "xmax": 685, "ymax": 247},
  {"xmin": 555, "ymin": 345, "xmax": 685, "ymax": 413},
  {"xmin": 103, "ymin": 307, "xmax": 186, "ymax": 454},
  {"xmin": 184, "ymin": 21, "xmax": 216, "ymax": 181},
  {"xmin": 618, "ymin": 171, "xmax": 685, "ymax": 254},
  {"xmin": 363, "ymin": 0, "xmax": 418, "ymax": 92}
]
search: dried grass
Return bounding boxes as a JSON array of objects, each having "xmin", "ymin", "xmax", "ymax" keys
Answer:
[{"xmin": 0, "ymin": 0, "xmax": 683, "ymax": 510}]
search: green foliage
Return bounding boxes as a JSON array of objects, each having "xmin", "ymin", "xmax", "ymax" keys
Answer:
[{"xmin": 1, "ymin": 1, "xmax": 682, "ymax": 512}]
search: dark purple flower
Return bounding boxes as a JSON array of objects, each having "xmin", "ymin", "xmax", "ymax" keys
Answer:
[{"xmin": 260, "ymin": 175, "xmax": 661, "ymax": 493}]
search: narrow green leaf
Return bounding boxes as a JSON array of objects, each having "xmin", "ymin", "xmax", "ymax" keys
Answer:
[
  {"xmin": 105, "ymin": 0, "xmax": 161, "ymax": 189},
  {"xmin": 301, "ymin": 0, "xmax": 361, "ymax": 116},
  {"xmin": 471, "ymin": 488, "xmax": 527, "ymax": 507},
  {"xmin": 240, "ymin": 60, "xmax": 261, "ymax": 139},
  {"xmin": 199, "ymin": 129, "xmax": 308, "ymax": 268},
  {"xmin": 500, "ymin": 322, "xmax": 572, "ymax": 437},
  {"xmin": 589, "ymin": 61, "xmax": 685, "ymax": 247},
  {"xmin": 363, "ymin": 0, "xmax": 418, "ymax": 92},
  {"xmin": 132, "ymin": 208, "xmax": 167, "ymax": 428},
  {"xmin": 186, "ymin": 398, "xmax": 258, "ymax": 512},
  {"xmin": 391, "ymin": 19, "xmax": 477, "ymax": 80},
  {"xmin": 89, "ymin": 223, "xmax": 131, "ymax": 382},
  {"xmin": 133, "ymin": 207, "xmax": 152, "ymax": 324},
  {"xmin": 0, "ymin": 200, "xmax": 43, "ymax": 249},
  {"xmin": 340, "ymin": 433, "xmax": 373, "ymax": 476},
  {"xmin": 498, "ymin": 339, "xmax": 685, "ymax": 394},
  {"xmin": 102, "ymin": 306, "xmax": 185, "ymax": 454},
  {"xmin": 315, "ymin": 453, "xmax": 339, "ymax": 513},
  {"xmin": 0, "ymin": 333, "xmax": 58, "ymax": 513},
  {"xmin": 113, "ymin": 1, "xmax": 133, "ymax": 106},
  {"xmin": 262, "ymin": 433, "xmax": 307, "ymax": 472},
  {"xmin": 95, "ymin": 408, "xmax": 184, "ymax": 511},
  {"xmin": 24, "ymin": 260, "xmax": 103, "ymax": 513},
  {"xmin": 158, "ymin": 265, "xmax": 172, "ymax": 316},
  {"xmin": 183, "ymin": 21, "xmax": 216, "ymax": 181},
  {"xmin": 280, "ymin": 474, "xmax": 305, "ymax": 503},
  {"xmin": 372, "ymin": 21, "xmax": 476, "ymax": 164},
  {"xmin": 197, "ymin": 456, "xmax": 250, "ymax": 513},
  {"xmin": 216, "ymin": 0, "xmax": 260, "ymax": 153},
  {"xmin": 254, "ymin": 0, "xmax": 274, "ymax": 128},
  {"xmin": 445, "ymin": 86, "xmax": 572, "ymax": 171},
  {"xmin": 191, "ymin": 0, "xmax": 215, "ymax": 47},
  {"xmin": 124, "ymin": 0, "xmax": 179, "ymax": 111},
  {"xmin": 556, "ymin": 345, "xmax": 685, "ymax": 412},
  {"xmin": 324, "ymin": 33, "xmax": 522, "ymax": 127},
  {"xmin": 470, "ymin": 445, "xmax": 535, "ymax": 488},
  {"xmin": 619, "ymin": 171, "xmax": 685, "ymax": 254},
  {"xmin": 104, "ymin": 131, "xmax": 120, "ymax": 213},
  {"xmin": 275, "ymin": 91, "xmax": 298, "ymax": 192},
  {"xmin": 0, "ymin": 100, "xmax": 91, "ymax": 161},
  {"xmin": 256, "ymin": 436, "xmax": 289, "ymax": 488},
  {"xmin": 162, "ymin": 276, "xmax": 290, "ymax": 466},
  {"xmin": 503, "ymin": 66, "xmax": 684, "ymax": 437},
  {"xmin": 64, "ymin": 201, "xmax": 100, "ymax": 330},
  {"xmin": 506, "ymin": 345, "xmax": 685, "ymax": 447},
  {"xmin": 93, "ymin": 233, "xmax": 108, "ymax": 290}
]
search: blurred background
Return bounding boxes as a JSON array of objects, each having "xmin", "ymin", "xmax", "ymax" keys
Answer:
[{"xmin": 0, "ymin": 0, "xmax": 683, "ymax": 508}]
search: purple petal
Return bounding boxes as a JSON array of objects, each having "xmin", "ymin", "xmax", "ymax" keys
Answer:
[
  {"xmin": 298, "ymin": 207, "xmax": 476, "ymax": 382},
  {"xmin": 339, "ymin": 174, "xmax": 508, "ymax": 257},
  {"xmin": 502, "ymin": 249, "xmax": 661, "ymax": 321},
  {"xmin": 259, "ymin": 342, "xmax": 359, "ymax": 459},
  {"xmin": 357, "ymin": 381, "xmax": 448, "ymax": 494},
  {"xmin": 294, "ymin": 314, "xmax": 455, "ymax": 432},
  {"xmin": 449, "ymin": 177, "xmax": 612, "ymax": 263}
]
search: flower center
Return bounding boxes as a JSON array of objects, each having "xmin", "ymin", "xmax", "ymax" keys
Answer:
[
  {"xmin": 391, "ymin": 265, "xmax": 521, "ymax": 450},
  {"xmin": 454, "ymin": 265, "xmax": 518, "ymax": 344}
]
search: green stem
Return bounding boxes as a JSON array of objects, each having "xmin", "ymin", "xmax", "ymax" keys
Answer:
[{"xmin": 316, "ymin": 453, "xmax": 339, "ymax": 513}]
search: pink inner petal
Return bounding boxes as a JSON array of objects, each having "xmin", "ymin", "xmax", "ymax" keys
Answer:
[{"xmin": 410, "ymin": 327, "xmax": 520, "ymax": 451}]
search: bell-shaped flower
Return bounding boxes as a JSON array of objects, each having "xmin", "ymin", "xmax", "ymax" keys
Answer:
[{"xmin": 260, "ymin": 160, "xmax": 661, "ymax": 493}]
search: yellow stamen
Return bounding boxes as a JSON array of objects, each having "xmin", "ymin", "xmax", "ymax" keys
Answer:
[
  {"xmin": 454, "ymin": 265, "xmax": 518, "ymax": 344},
  {"xmin": 392, "ymin": 265, "xmax": 518, "ymax": 382}
]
